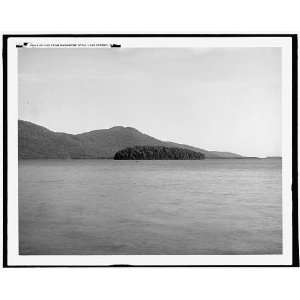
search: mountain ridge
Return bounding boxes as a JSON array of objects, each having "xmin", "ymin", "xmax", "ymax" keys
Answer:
[{"xmin": 18, "ymin": 120, "xmax": 244, "ymax": 159}]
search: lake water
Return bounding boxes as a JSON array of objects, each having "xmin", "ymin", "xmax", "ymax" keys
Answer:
[{"xmin": 19, "ymin": 159, "xmax": 282, "ymax": 255}]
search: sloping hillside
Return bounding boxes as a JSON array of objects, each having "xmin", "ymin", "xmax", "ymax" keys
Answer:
[
  {"xmin": 19, "ymin": 120, "xmax": 84, "ymax": 158},
  {"xmin": 18, "ymin": 120, "xmax": 243, "ymax": 159}
]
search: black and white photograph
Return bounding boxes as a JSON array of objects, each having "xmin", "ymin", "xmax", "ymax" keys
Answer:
[{"xmin": 3, "ymin": 35, "xmax": 298, "ymax": 266}]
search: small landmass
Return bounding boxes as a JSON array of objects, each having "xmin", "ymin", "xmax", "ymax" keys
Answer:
[{"xmin": 114, "ymin": 146, "xmax": 205, "ymax": 160}]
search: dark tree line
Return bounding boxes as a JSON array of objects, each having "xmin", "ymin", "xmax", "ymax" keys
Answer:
[{"xmin": 114, "ymin": 146, "xmax": 205, "ymax": 160}]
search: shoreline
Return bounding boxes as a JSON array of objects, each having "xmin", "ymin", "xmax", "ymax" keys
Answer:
[{"xmin": 18, "ymin": 157, "xmax": 282, "ymax": 160}]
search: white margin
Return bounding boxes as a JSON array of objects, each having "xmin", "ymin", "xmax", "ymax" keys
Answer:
[{"xmin": 6, "ymin": 36, "xmax": 293, "ymax": 266}]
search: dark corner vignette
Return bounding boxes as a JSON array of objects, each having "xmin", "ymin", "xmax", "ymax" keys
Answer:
[{"xmin": 2, "ymin": 34, "xmax": 299, "ymax": 268}]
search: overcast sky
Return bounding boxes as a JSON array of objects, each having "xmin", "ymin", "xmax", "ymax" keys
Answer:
[{"xmin": 18, "ymin": 47, "xmax": 281, "ymax": 157}]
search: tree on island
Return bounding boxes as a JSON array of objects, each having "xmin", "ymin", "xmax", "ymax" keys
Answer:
[{"xmin": 114, "ymin": 145, "xmax": 205, "ymax": 160}]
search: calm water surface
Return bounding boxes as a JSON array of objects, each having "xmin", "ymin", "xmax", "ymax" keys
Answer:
[{"xmin": 19, "ymin": 159, "xmax": 282, "ymax": 255}]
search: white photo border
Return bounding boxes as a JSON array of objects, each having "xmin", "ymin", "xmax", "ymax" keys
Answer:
[{"xmin": 3, "ymin": 34, "xmax": 299, "ymax": 267}]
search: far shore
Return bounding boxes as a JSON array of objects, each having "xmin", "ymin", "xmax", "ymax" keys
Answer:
[{"xmin": 18, "ymin": 157, "xmax": 282, "ymax": 160}]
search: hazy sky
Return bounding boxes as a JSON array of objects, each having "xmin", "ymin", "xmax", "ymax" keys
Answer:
[{"xmin": 18, "ymin": 47, "xmax": 281, "ymax": 157}]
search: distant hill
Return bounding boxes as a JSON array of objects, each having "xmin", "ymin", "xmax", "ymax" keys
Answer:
[
  {"xmin": 114, "ymin": 146, "xmax": 205, "ymax": 160},
  {"xmin": 18, "ymin": 120, "xmax": 243, "ymax": 159}
]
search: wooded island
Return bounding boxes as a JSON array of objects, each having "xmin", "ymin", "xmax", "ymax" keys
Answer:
[{"xmin": 114, "ymin": 146, "xmax": 205, "ymax": 160}]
